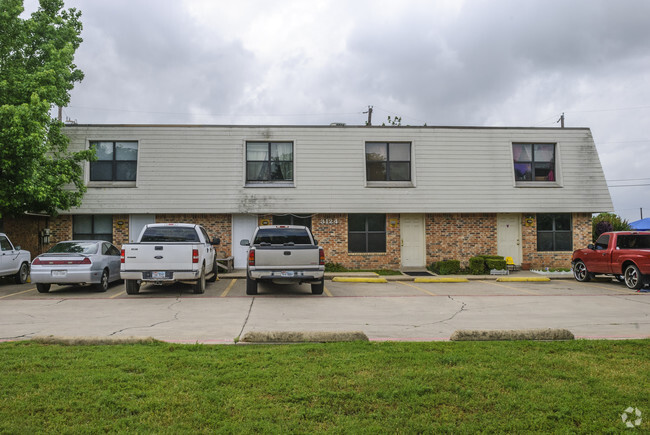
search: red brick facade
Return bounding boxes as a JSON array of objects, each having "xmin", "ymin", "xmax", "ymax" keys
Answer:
[
  {"xmin": 522, "ymin": 212, "xmax": 592, "ymax": 269},
  {"xmin": 12, "ymin": 212, "xmax": 590, "ymax": 270},
  {"xmin": 426, "ymin": 213, "xmax": 497, "ymax": 267}
]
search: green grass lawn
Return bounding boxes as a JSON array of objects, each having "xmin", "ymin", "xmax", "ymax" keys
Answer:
[{"xmin": 0, "ymin": 340, "xmax": 648, "ymax": 433}]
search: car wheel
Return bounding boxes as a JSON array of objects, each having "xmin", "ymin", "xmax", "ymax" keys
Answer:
[
  {"xmin": 624, "ymin": 264, "xmax": 644, "ymax": 290},
  {"xmin": 125, "ymin": 279, "xmax": 140, "ymax": 295},
  {"xmin": 94, "ymin": 269, "xmax": 109, "ymax": 292},
  {"xmin": 15, "ymin": 262, "xmax": 29, "ymax": 284},
  {"xmin": 573, "ymin": 261, "xmax": 591, "ymax": 282},
  {"xmin": 207, "ymin": 257, "xmax": 218, "ymax": 282},
  {"xmin": 36, "ymin": 283, "xmax": 51, "ymax": 293},
  {"xmin": 193, "ymin": 268, "xmax": 206, "ymax": 294},
  {"xmin": 246, "ymin": 275, "xmax": 258, "ymax": 295},
  {"xmin": 311, "ymin": 279, "xmax": 324, "ymax": 295}
]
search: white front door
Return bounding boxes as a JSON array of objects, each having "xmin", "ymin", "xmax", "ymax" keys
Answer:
[
  {"xmin": 129, "ymin": 214, "xmax": 156, "ymax": 243},
  {"xmin": 233, "ymin": 214, "xmax": 258, "ymax": 269},
  {"xmin": 400, "ymin": 214, "xmax": 426, "ymax": 269},
  {"xmin": 497, "ymin": 214, "xmax": 522, "ymax": 265}
]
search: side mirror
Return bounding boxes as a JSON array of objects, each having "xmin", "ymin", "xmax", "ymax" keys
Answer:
[
  {"xmin": 240, "ymin": 239, "xmax": 249, "ymax": 246},
  {"xmin": 587, "ymin": 244, "xmax": 595, "ymax": 250},
  {"xmin": 313, "ymin": 239, "xmax": 318, "ymax": 245},
  {"xmin": 15, "ymin": 245, "xmax": 21, "ymax": 250},
  {"xmin": 211, "ymin": 238, "xmax": 220, "ymax": 246}
]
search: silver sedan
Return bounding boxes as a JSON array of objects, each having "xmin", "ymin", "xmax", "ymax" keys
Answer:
[{"xmin": 30, "ymin": 241, "xmax": 122, "ymax": 293}]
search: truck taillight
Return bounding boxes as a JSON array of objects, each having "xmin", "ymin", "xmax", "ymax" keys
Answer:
[
  {"xmin": 319, "ymin": 247, "xmax": 325, "ymax": 266},
  {"xmin": 121, "ymin": 249, "xmax": 125, "ymax": 263},
  {"xmin": 248, "ymin": 249, "xmax": 255, "ymax": 266},
  {"xmin": 192, "ymin": 249, "xmax": 199, "ymax": 264}
]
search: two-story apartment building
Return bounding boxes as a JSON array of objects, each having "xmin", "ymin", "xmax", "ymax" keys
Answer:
[{"xmin": 8, "ymin": 124, "xmax": 613, "ymax": 271}]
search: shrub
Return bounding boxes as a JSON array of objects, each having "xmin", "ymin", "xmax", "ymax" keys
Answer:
[
  {"xmin": 325, "ymin": 262, "xmax": 347, "ymax": 272},
  {"xmin": 486, "ymin": 259, "xmax": 506, "ymax": 270},
  {"xmin": 469, "ymin": 257, "xmax": 486, "ymax": 275},
  {"xmin": 431, "ymin": 260, "xmax": 460, "ymax": 275}
]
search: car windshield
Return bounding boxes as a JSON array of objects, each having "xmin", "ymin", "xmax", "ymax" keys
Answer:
[
  {"xmin": 140, "ymin": 227, "xmax": 200, "ymax": 243},
  {"xmin": 253, "ymin": 228, "xmax": 312, "ymax": 245},
  {"xmin": 617, "ymin": 235, "xmax": 650, "ymax": 249},
  {"xmin": 47, "ymin": 242, "xmax": 98, "ymax": 254}
]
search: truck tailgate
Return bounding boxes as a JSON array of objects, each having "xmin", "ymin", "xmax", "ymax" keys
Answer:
[
  {"xmin": 122, "ymin": 243, "xmax": 195, "ymax": 270},
  {"xmin": 254, "ymin": 246, "xmax": 320, "ymax": 268}
]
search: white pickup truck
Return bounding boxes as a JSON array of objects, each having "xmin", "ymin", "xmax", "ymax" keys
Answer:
[
  {"xmin": 0, "ymin": 233, "xmax": 31, "ymax": 284},
  {"xmin": 240, "ymin": 225, "xmax": 325, "ymax": 295},
  {"xmin": 120, "ymin": 223, "xmax": 220, "ymax": 295}
]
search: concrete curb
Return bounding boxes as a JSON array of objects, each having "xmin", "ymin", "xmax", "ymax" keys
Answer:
[
  {"xmin": 32, "ymin": 336, "xmax": 159, "ymax": 345},
  {"xmin": 332, "ymin": 277, "xmax": 388, "ymax": 283},
  {"xmin": 414, "ymin": 277, "xmax": 470, "ymax": 283},
  {"xmin": 450, "ymin": 328, "xmax": 575, "ymax": 341},
  {"xmin": 496, "ymin": 277, "xmax": 551, "ymax": 282},
  {"xmin": 240, "ymin": 331, "xmax": 369, "ymax": 343}
]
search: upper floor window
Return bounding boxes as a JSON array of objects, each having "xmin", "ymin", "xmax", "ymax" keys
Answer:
[
  {"xmin": 90, "ymin": 141, "xmax": 138, "ymax": 181},
  {"xmin": 366, "ymin": 142, "xmax": 411, "ymax": 182},
  {"xmin": 246, "ymin": 142, "xmax": 293, "ymax": 183},
  {"xmin": 513, "ymin": 143, "xmax": 555, "ymax": 182}
]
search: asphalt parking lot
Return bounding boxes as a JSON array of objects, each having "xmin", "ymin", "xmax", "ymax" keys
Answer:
[{"xmin": 0, "ymin": 274, "xmax": 648, "ymax": 343}]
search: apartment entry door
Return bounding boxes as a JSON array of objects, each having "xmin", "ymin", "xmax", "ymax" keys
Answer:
[
  {"xmin": 232, "ymin": 214, "xmax": 258, "ymax": 269},
  {"xmin": 497, "ymin": 214, "xmax": 522, "ymax": 265},
  {"xmin": 129, "ymin": 214, "xmax": 155, "ymax": 243},
  {"xmin": 400, "ymin": 214, "xmax": 426, "ymax": 269}
]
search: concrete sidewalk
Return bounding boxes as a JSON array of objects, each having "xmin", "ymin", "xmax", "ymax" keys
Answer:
[{"xmin": 220, "ymin": 269, "xmax": 575, "ymax": 281}]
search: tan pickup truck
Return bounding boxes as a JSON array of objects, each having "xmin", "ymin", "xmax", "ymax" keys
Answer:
[{"xmin": 240, "ymin": 225, "xmax": 325, "ymax": 295}]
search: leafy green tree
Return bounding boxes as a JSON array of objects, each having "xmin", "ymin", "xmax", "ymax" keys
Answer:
[
  {"xmin": 0, "ymin": 0, "xmax": 93, "ymax": 218},
  {"xmin": 592, "ymin": 213, "xmax": 631, "ymax": 241}
]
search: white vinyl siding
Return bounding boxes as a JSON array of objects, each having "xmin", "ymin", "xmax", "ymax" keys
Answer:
[{"xmin": 63, "ymin": 126, "xmax": 613, "ymax": 215}]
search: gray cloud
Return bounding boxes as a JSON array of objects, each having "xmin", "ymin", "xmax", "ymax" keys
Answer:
[{"xmin": 32, "ymin": 0, "xmax": 650, "ymax": 220}]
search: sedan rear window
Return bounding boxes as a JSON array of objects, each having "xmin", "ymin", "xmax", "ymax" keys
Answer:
[
  {"xmin": 253, "ymin": 228, "xmax": 312, "ymax": 245},
  {"xmin": 47, "ymin": 242, "xmax": 98, "ymax": 254},
  {"xmin": 141, "ymin": 227, "xmax": 200, "ymax": 243}
]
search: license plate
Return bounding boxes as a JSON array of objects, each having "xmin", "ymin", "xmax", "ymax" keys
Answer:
[
  {"xmin": 151, "ymin": 271, "xmax": 166, "ymax": 279},
  {"xmin": 52, "ymin": 270, "xmax": 67, "ymax": 278},
  {"xmin": 280, "ymin": 271, "xmax": 294, "ymax": 277}
]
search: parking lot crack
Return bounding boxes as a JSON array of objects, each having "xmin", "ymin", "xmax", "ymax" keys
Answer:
[
  {"xmin": 109, "ymin": 298, "xmax": 182, "ymax": 336},
  {"xmin": 236, "ymin": 298, "xmax": 255, "ymax": 341}
]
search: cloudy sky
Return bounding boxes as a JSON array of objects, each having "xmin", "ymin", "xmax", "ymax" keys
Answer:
[{"xmin": 23, "ymin": 0, "xmax": 650, "ymax": 222}]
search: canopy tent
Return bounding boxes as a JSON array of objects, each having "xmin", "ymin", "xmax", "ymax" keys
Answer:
[{"xmin": 630, "ymin": 218, "xmax": 650, "ymax": 231}]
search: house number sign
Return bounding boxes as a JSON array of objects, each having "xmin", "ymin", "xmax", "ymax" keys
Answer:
[{"xmin": 319, "ymin": 218, "xmax": 339, "ymax": 225}]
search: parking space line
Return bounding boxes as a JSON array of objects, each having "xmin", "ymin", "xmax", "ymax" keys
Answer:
[
  {"xmin": 221, "ymin": 279, "xmax": 237, "ymax": 297},
  {"xmin": 397, "ymin": 281, "xmax": 438, "ymax": 296},
  {"xmin": 577, "ymin": 281, "xmax": 637, "ymax": 294},
  {"xmin": 110, "ymin": 290, "xmax": 125, "ymax": 299},
  {"xmin": 0, "ymin": 287, "xmax": 37, "ymax": 299},
  {"xmin": 479, "ymin": 280, "xmax": 538, "ymax": 295},
  {"xmin": 323, "ymin": 285, "xmax": 332, "ymax": 297}
]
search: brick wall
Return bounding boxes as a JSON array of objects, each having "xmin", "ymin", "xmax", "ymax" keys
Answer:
[
  {"xmin": 113, "ymin": 215, "xmax": 129, "ymax": 247},
  {"xmin": 156, "ymin": 214, "xmax": 232, "ymax": 258},
  {"xmin": 50, "ymin": 215, "xmax": 73, "ymax": 246},
  {"xmin": 426, "ymin": 213, "xmax": 498, "ymax": 268},
  {"xmin": 522, "ymin": 212, "xmax": 591, "ymax": 269},
  {"xmin": 311, "ymin": 213, "xmax": 401, "ymax": 269},
  {"xmin": 41, "ymin": 211, "xmax": 593, "ymax": 270},
  {"xmin": 2, "ymin": 215, "xmax": 48, "ymax": 256}
]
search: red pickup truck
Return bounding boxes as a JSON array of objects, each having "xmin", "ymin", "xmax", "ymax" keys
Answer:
[{"xmin": 572, "ymin": 231, "xmax": 650, "ymax": 290}]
